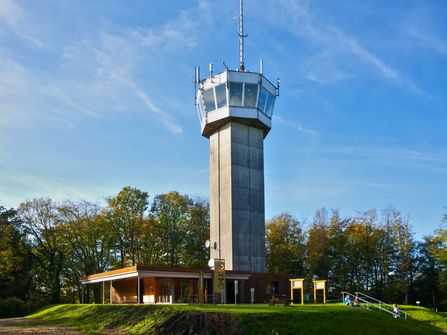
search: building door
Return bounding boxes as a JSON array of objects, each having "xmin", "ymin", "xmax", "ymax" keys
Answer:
[{"xmin": 158, "ymin": 279, "xmax": 173, "ymax": 303}]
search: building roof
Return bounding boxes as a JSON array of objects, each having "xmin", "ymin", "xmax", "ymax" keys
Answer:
[{"xmin": 80, "ymin": 265, "xmax": 253, "ymax": 284}]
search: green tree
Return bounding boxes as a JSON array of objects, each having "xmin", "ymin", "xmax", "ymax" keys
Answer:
[
  {"xmin": 327, "ymin": 209, "xmax": 351, "ymax": 292},
  {"xmin": 306, "ymin": 208, "xmax": 331, "ymax": 279},
  {"xmin": 58, "ymin": 201, "xmax": 114, "ymax": 302},
  {"xmin": 106, "ymin": 186, "xmax": 149, "ymax": 267},
  {"xmin": 431, "ymin": 212, "xmax": 447, "ymax": 309},
  {"xmin": 374, "ymin": 207, "xmax": 399, "ymax": 299},
  {"xmin": 266, "ymin": 213, "xmax": 305, "ymax": 275},
  {"xmin": 414, "ymin": 236, "xmax": 442, "ymax": 308},
  {"xmin": 0, "ymin": 205, "xmax": 32, "ymax": 300},
  {"xmin": 18, "ymin": 198, "xmax": 64, "ymax": 303},
  {"xmin": 180, "ymin": 198, "xmax": 210, "ymax": 268},
  {"xmin": 388, "ymin": 210, "xmax": 415, "ymax": 305},
  {"xmin": 138, "ymin": 216, "xmax": 164, "ymax": 266},
  {"xmin": 355, "ymin": 210, "xmax": 381, "ymax": 294},
  {"xmin": 151, "ymin": 191, "xmax": 192, "ymax": 267}
]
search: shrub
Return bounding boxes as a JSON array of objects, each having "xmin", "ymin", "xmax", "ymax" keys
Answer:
[{"xmin": 0, "ymin": 297, "xmax": 29, "ymax": 318}]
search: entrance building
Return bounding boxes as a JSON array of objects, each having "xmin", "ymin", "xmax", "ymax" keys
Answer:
[{"xmin": 81, "ymin": 265, "xmax": 290, "ymax": 304}]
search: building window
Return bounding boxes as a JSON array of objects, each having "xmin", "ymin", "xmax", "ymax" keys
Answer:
[
  {"xmin": 265, "ymin": 93, "xmax": 275, "ymax": 117},
  {"xmin": 215, "ymin": 84, "xmax": 227, "ymax": 109},
  {"xmin": 244, "ymin": 83, "xmax": 258, "ymax": 108},
  {"xmin": 203, "ymin": 88, "xmax": 216, "ymax": 112},
  {"xmin": 258, "ymin": 86, "xmax": 275, "ymax": 117},
  {"xmin": 229, "ymin": 82, "xmax": 243, "ymax": 106},
  {"xmin": 271, "ymin": 282, "xmax": 279, "ymax": 295}
]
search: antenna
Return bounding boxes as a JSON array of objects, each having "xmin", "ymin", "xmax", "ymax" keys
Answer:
[{"xmin": 239, "ymin": 0, "xmax": 247, "ymax": 71}]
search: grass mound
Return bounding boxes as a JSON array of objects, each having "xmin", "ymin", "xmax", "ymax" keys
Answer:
[
  {"xmin": 25, "ymin": 304, "xmax": 446, "ymax": 335},
  {"xmin": 156, "ymin": 311, "xmax": 242, "ymax": 335},
  {"xmin": 401, "ymin": 306, "xmax": 447, "ymax": 330}
]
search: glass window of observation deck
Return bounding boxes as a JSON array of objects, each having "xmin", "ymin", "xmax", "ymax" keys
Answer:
[
  {"xmin": 244, "ymin": 83, "xmax": 258, "ymax": 108},
  {"xmin": 215, "ymin": 84, "xmax": 227, "ymax": 109},
  {"xmin": 229, "ymin": 82, "xmax": 243, "ymax": 107},
  {"xmin": 265, "ymin": 93, "xmax": 275, "ymax": 117},
  {"xmin": 203, "ymin": 88, "xmax": 216, "ymax": 112},
  {"xmin": 258, "ymin": 86, "xmax": 268, "ymax": 113}
]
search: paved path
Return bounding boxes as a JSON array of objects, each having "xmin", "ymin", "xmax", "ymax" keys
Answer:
[{"xmin": 0, "ymin": 317, "xmax": 82, "ymax": 335}]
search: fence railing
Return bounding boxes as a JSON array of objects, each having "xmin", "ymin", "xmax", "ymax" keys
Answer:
[{"xmin": 341, "ymin": 291, "xmax": 408, "ymax": 320}]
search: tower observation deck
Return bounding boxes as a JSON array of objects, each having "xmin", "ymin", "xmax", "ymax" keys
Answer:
[{"xmin": 195, "ymin": 0, "xmax": 279, "ymax": 273}]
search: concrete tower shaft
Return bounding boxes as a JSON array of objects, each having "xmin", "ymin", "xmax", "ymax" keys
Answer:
[{"xmin": 209, "ymin": 122, "xmax": 265, "ymax": 272}]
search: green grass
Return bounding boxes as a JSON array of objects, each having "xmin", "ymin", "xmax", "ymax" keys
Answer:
[
  {"xmin": 29, "ymin": 304, "xmax": 174, "ymax": 334},
  {"xmin": 401, "ymin": 306, "xmax": 447, "ymax": 331},
  {"xmin": 25, "ymin": 303, "xmax": 447, "ymax": 335}
]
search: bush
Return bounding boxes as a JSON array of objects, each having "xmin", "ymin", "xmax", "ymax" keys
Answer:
[{"xmin": 0, "ymin": 297, "xmax": 29, "ymax": 318}]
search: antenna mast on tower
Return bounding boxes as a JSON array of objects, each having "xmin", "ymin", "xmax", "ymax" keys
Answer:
[{"xmin": 239, "ymin": 0, "xmax": 247, "ymax": 71}]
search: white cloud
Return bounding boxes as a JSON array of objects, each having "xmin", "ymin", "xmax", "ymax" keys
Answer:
[
  {"xmin": 275, "ymin": 115, "xmax": 319, "ymax": 137},
  {"xmin": 259, "ymin": 0, "xmax": 421, "ymax": 92},
  {"xmin": 132, "ymin": 12, "xmax": 200, "ymax": 51},
  {"xmin": 400, "ymin": 9, "xmax": 447, "ymax": 57},
  {"xmin": 0, "ymin": 0, "xmax": 43, "ymax": 47},
  {"xmin": 124, "ymin": 79, "xmax": 183, "ymax": 135},
  {"xmin": 303, "ymin": 146, "xmax": 447, "ymax": 175},
  {"xmin": 60, "ymin": 31, "xmax": 185, "ymax": 135}
]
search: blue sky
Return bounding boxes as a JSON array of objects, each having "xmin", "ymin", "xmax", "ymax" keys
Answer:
[{"xmin": 0, "ymin": 0, "xmax": 446, "ymax": 238}]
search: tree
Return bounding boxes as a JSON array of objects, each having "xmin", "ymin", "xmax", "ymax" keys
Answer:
[
  {"xmin": 388, "ymin": 209, "xmax": 416, "ymax": 305},
  {"xmin": 414, "ymin": 236, "xmax": 442, "ymax": 309},
  {"xmin": 327, "ymin": 209, "xmax": 351, "ymax": 293},
  {"xmin": 266, "ymin": 213, "xmax": 305, "ymax": 275},
  {"xmin": 18, "ymin": 198, "xmax": 64, "ymax": 303},
  {"xmin": 58, "ymin": 201, "xmax": 114, "ymax": 303},
  {"xmin": 353, "ymin": 210, "xmax": 381, "ymax": 294},
  {"xmin": 138, "ymin": 216, "xmax": 164, "ymax": 266},
  {"xmin": 430, "ymin": 212, "xmax": 447, "ymax": 309},
  {"xmin": 106, "ymin": 186, "xmax": 149, "ymax": 267},
  {"xmin": 0, "ymin": 205, "xmax": 32, "ymax": 300},
  {"xmin": 180, "ymin": 198, "xmax": 210, "ymax": 268},
  {"xmin": 306, "ymin": 208, "xmax": 331, "ymax": 279},
  {"xmin": 151, "ymin": 191, "xmax": 192, "ymax": 267}
]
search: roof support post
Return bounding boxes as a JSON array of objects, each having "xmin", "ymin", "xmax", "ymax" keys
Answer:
[
  {"xmin": 110, "ymin": 280, "xmax": 113, "ymax": 304},
  {"xmin": 81, "ymin": 284, "xmax": 84, "ymax": 304},
  {"xmin": 137, "ymin": 275, "xmax": 141, "ymax": 304}
]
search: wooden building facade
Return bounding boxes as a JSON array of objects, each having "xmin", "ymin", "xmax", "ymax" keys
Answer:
[{"xmin": 80, "ymin": 265, "xmax": 291, "ymax": 304}]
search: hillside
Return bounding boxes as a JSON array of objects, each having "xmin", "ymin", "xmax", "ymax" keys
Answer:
[{"xmin": 23, "ymin": 304, "xmax": 446, "ymax": 335}]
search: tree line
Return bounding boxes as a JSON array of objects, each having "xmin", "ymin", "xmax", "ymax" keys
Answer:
[
  {"xmin": 266, "ymin": 208, "xmax": 447, "ymax": 310},
  {"xmin": 1, "ymin": 186, "xmax": 446, "ymax": 310},
  {"xmin": 0, "ymin": 187, "xmax": 209, "ymax": 305}
]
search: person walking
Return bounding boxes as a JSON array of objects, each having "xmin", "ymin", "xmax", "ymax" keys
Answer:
[{"xmin": 393, "ymin": 304, "xmax": 400, "ymax": 319}]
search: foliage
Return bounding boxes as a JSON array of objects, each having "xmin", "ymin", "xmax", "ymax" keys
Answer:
[
  {"xmin": 150, "ymin": 191, "xmax": 191, "ymax": 267},
  {"xmin": 180, "ymin": 198, "xmax": 210, "ymax": 268},
  {"xmin": 19, "ymin": 198, "xmax": 64, "ymax": 304},
  {"xmin": 58, "ymin": 201, "xmax": 114, "ymax": 303},
  {"xmin": 266, "ymin": 213, "xmax": 305, "ymax": 275},
  {"xmin": 106, "ymin": 186, "xmax": 150, "ymax": 267},
  {"xmin": 0, "ymin": 187, "xmax": 209, "ymax": 305},
  {"xmin": 305, "ymin": 208, "xmax": 331, "ymax": 280},
  {"xmin": 0, "ymin": 193, "xmax": 445, "ymax": 310},
  {"xmin": 0, "ymin": 297, "xmax": 29, "ymax": 318},
  {"xmin": 0, "ymin": 206, "xmax": 32, "ymax": 301}
]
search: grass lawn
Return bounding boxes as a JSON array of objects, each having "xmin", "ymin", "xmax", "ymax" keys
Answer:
[{"xmin": 25, "ymin": 303, "xmax": 447, "ymax": 335}]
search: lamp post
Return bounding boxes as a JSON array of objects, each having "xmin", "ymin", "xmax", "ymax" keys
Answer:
[{"xmin": 234, "ymin": 280, "xmax": 239, "ymax": 306}]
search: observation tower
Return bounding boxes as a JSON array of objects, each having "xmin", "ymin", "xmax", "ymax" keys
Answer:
[{"xmin": 195, "ymin": 0, "xmax": 279, "ymax": 273}]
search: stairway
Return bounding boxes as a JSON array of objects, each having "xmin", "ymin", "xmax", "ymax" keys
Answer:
[{"xmin": 341, "ymin": 291, "xmax": 408, "ymax": 320}]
